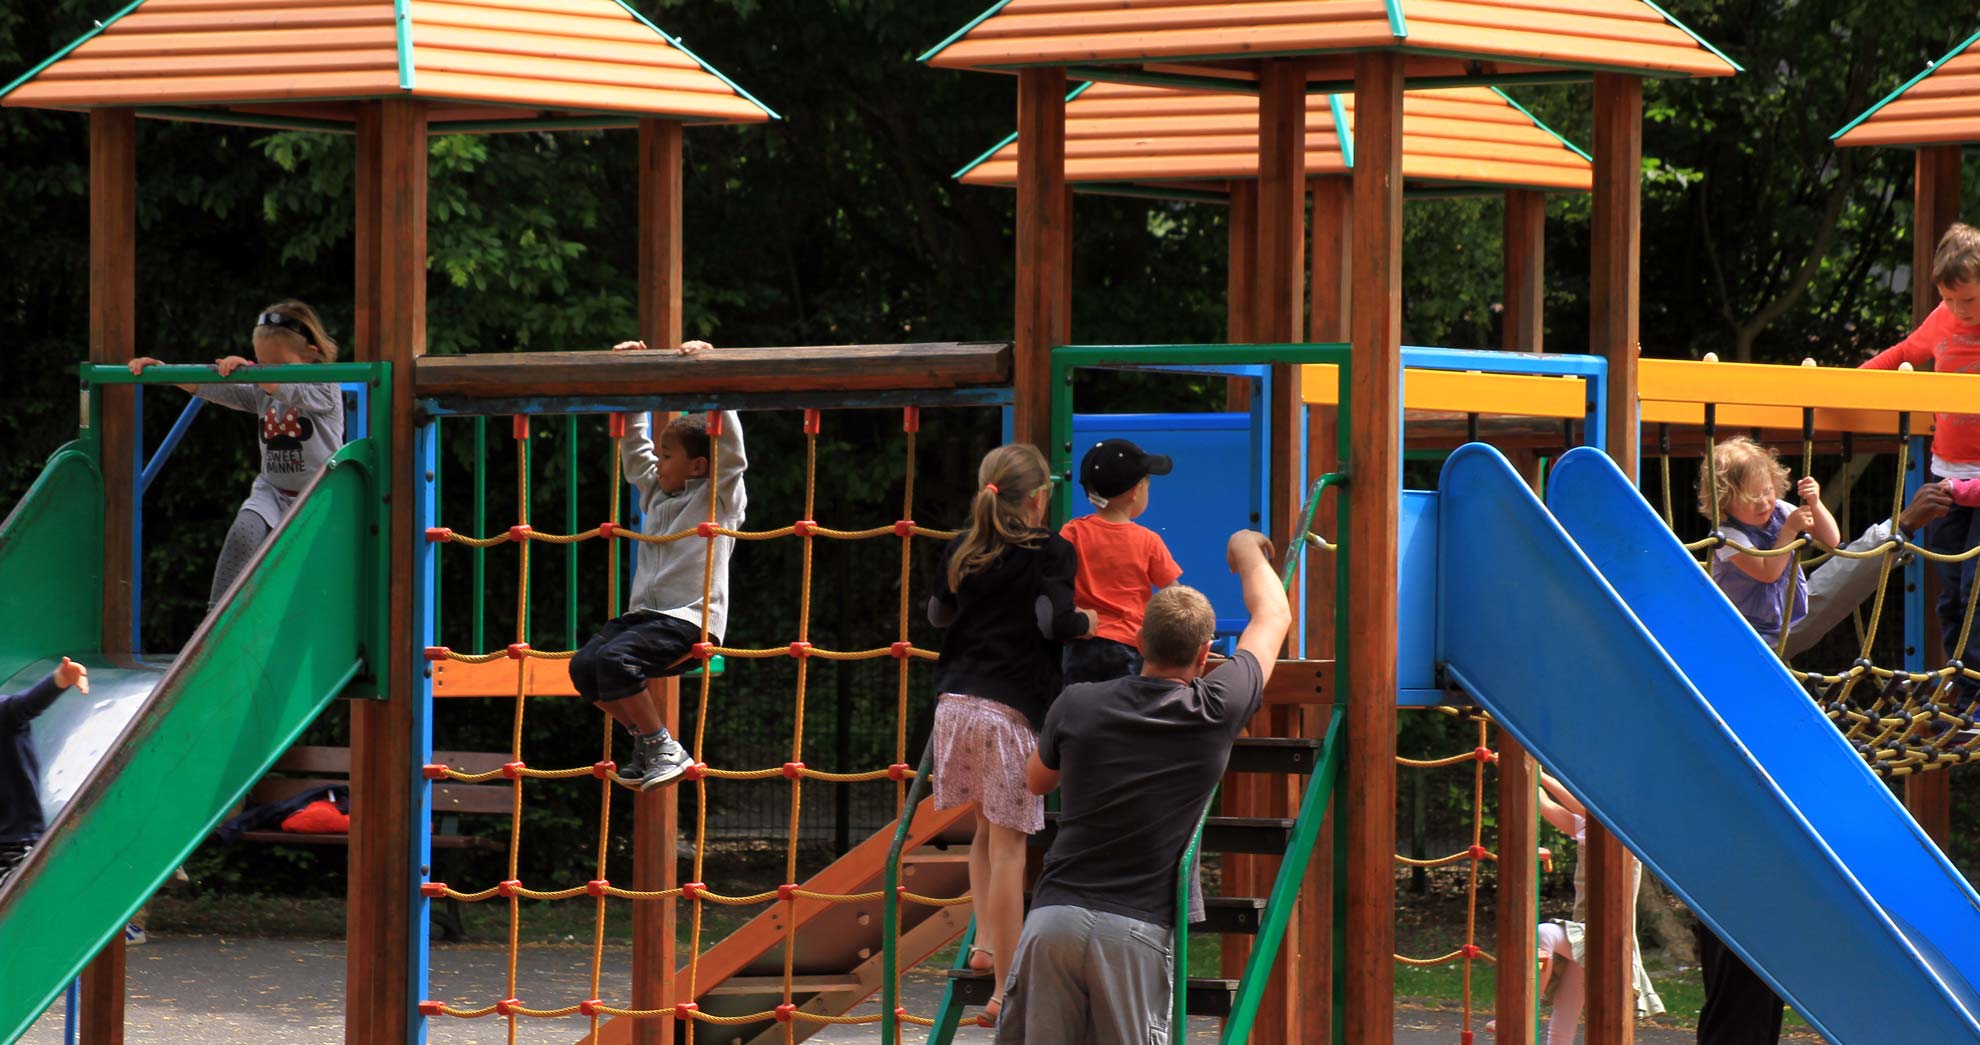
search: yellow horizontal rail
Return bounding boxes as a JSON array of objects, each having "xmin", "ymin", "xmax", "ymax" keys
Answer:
[
  {"xmin": 1640, "ymin": 400, "xmax": 1934, "ymax": 436},
  {"xmin": 1301, "ymin": 365, "xmax": 1587, "ymax": 419},
  {"xmin": 1639, "ymin": 358, "xmax": 1980, "ymax": 415}
]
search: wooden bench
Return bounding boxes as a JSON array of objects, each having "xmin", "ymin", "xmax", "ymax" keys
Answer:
[{"xmin": 237, "ymin": 745, "xmax": 511, "ymax": 938}]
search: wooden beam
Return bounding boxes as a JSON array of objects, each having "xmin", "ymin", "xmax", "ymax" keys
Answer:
[
  {"xmin": 638, "ymin": 120, "xmax": 684, "ymax": 352},
  {"xmin": 82, "ymin": 105, "xmax": 137, "ymax": 1045},
  {"xmin": 413, "ymin": 343, "xmax": 1014, "ymax": 400},
  {"xmin": 1226, "ymin": 180, "xmax": 1258, "ymax": 410},
  {"xmin": 1502, "ymin": 189, "xmax": 1546, "ymax": 353},
  {"xmin": 1494, "ymin": 733, "xmax": 1539, "ymax": 1045},
  {"xmin": 1586, "ymin": 72, "xmax": 1642, "ymax": 1045},
  {"xmin": 1015, "ymin": 66, "xmax": 1068, "ymax": 451},
  {"xmin": 1346, "ymin": 50, "xmax": 1403, "ymax": 1045},
  {"xmin": 1301, "ymin": 173, "xmax": 1349, "ymax": 1045},
  {"xmin": 348, "ymin": 96, "xmax": 426, "ymax": 1045}
]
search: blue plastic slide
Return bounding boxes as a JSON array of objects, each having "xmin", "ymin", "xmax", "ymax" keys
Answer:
[{"xmin": 1436, "ymin": 443, "xmax": 1980, "ymax": 1043}]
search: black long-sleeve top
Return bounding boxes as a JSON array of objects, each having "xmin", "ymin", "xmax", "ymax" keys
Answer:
[
  {"xmin": 930, "ymin": 532, "xmax": 1090, "ymax": 729},
  {"xmin": 0, "ymin": 673, "xmax": 63, "ymax": 845}
]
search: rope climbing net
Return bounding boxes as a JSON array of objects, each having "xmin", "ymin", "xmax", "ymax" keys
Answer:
[
  {"xmin": 413, "ymin": 404, "xmax": 972, "ymax": 1042},
  {"xmin": 1655, "ymin": 414, "xmax": 1980, "ymax": 778}
]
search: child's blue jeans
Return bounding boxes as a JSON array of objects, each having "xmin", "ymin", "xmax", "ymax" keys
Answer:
[{"xmin": 1924, "ymin": 487, "xmax": 1980, "ymax": 671}]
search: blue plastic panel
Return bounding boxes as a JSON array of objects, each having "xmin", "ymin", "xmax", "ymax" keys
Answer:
[
  {"xmin": 1068, "ymin": 412, "xmax": 1262, "ymax": 635},
  {"xmin": 1434, "ymin": 443, "xmax": 1980, "ymax": 1043},
  {"xmin": 1398, "ymin": 490, "xmax": 1439, "ymax": 702}
]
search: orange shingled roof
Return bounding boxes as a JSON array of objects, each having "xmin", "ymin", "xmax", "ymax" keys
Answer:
[
  {"xmin": 1, "ymin": 0, "xmax": 775, "ymax": 129},
  {"xmin": 957, "ymin": 82, "xmax": 1591, "ymax": 196},
  {"xmin": 924, "ymin": 0, "xmax": 1739, "ymax": 83},
  {"xmin": 1834, "ymin": 30, "xmax": 1980, "ymax": 148}
]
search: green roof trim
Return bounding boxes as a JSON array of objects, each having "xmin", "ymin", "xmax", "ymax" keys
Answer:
[
  {"xmin": 1832, "ymin": 27, "xmax": 1980, "ymax": 142},
  {"xmin": 1329, "ymin": 94, "xmax": 1353, "ymax": 168},
  {"xmin": 394, "ymin": 0, "xmax": 414, "ymax": 91},
  {"xmin": 920, "ymin": 0, "xmax": 1015, "ymax": 64},
  {"xmin": 1384, "ymin": 0, "xmax": 1408, "ymax": 39},
  {"xmin": 608, "ymin": 0, "xmax": 781, "ymax": 121},
  {"xmin": 1490, "ymin": 86, "xmax": 1591, "ymax": 163},
  {"xmin": 0, "ymin": 0, "xmax": 151, "ymax": 102},
  {"xmin": 952, "ymin": 81, "xmax": 1094, "ymax": 182},
  {"xmin": 1637, "ymin": 0, "xmax": 1742, "ymax": 74}
]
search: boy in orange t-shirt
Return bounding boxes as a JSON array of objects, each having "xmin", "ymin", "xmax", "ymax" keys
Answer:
[
  {"xmin": 1863, "ymin": 222, "xmax": 1980, "ymax": 666},
  {"xmin": 1060, "ymin": 439, "xmax": 1184, "ymax": 685}
]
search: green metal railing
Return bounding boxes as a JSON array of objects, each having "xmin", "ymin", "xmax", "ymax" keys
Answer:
[
  {"xmin": 1173, "ymin": 793, "xmax": 1216, "ymax": 1031},
  {"xmin": 880, "ymin": 743, "xmax": 936, "ymax": 1045}
]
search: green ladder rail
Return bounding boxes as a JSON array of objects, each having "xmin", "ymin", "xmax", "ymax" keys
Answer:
[{"xmin": 881, "ymin": 744, "xmax": 937, "ymax": 1045}]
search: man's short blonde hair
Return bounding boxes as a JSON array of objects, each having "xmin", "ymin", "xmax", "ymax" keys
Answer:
[{"xmin": 1140, "ymin": 585, "xmax": 1216, "ymax": 667}]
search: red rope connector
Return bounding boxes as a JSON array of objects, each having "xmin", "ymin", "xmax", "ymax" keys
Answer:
[
  {"xmin": 422, "ymin": 764, "xmax": 450, "ymax": 780},
  {"xmin": 1462, "ymin": 1032, "xmax": 1474, "ymax": 1045},
  {"xmin": 890, "ymin": 641, "xmax": 912, "ymax": 659},
  {"xmin": 506, "ymin": 643, "xmax": 530, "ymax": 660},
  {"xmin": 696, "ymin": 520, "xmax": 716, "ymax": 539},
  {"xmin": 598, "ymin": 521, "xmax": 616, "ymax": 539},
  {"xmin": 497, "ymin": 879, "xmax": 522, "ymax": 898},
  {"xmin": 423, "ymin": 646, "xmax": 450, "ymax": 662},
  {"xmin": 587, "ymin": 880, "xmax": 609, "ymax": 898},
  {"xmin": 1468, "ymin": 844, "xmax": 1490, "ymax": 862},
  {"xmin": 512, "ymin": 415, "xmax": 529, "ymax": 440},
  {"xmin": 894, "ymin": 1006, "xmax": 911, "ymax": 1023},
  {"xmin": 592, "ymin": 760, "xmax": 617, "ymax": 779},
  {"xmin": 501, "ymin": 761, "xmax": 526, "ymax": 780},
  {"xmin": 1473, "ymin": 745, "xmax": 1494, "ymax": 763},
  {"xmin": 682, "ymin": 882, "xmax": 705, "ymax": 900},
  {"xmin": 782, "ymin": 761, "xmax": 806, "ymax": 779},
  {"xmin": 677, "ymin": 1002, "xmax": 700, "ymax": 1019},
  {"xmin": 509, "ymin": 524, "xmax": 533, "ymax": 542},
  {"xmin": 608, "ymin": 412, "xmax": 627, "ymax": 438},
  {"xmin": 902, "ymin": 406, "xmax": 920, "ymax": 433},
  {"xmin": 893, "ymin": 519, "xmax": 915, "ymax": 537},
  {"xmin": 496, "ymin": 998, "xmax": 521, "ymax": 1017},
  {"xmin": 1461, "ymin": 944, "xmax": 1485, "ymax": 959},
  {"xmin": 778, "ymin": 883, "xmax": 797, "ymax": 902},
  {"xmin": 579, "ymin": 999, "xmax": 603, "ymax": 1017},
  {"xmin": 775, "ymin": 1003, "xmax": 798, "ymax": 1023},
  {"xmin": 793, "ymin": 519, "xmax": 817, "ymax": 537},
  {"xmin": 887, "ymin": 763, "xmax": 912, "ymax": 781},
  {"xmin": 789, "ymin": 641, "xmax": 813, "ymax": 659},
  {"xmin": 691, "ymin": 642, "xmax": 714, "ymax": 661},
  {"xmin": 423, "ymin": 527, "xmax": 453, "ymax": 543},
  {"xmin": 420, "ymin": 882, "xmax": 448, "ymax": 898},
  {"xmin": 419, "ymin": 1001, "xmax": 446, "ymax": 1017},
  {"xmin": 803, "ymin": 408, "xmax": 821, "ymax": 435},
  {"xmin": 705, "ymin": 411, "xmax": 722, "ymax": 436},
  {"xmin": 683, "ymin": 762, "xmax": 708, "ymax": 781}
]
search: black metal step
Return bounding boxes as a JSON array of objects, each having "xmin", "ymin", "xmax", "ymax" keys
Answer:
[
  {"xmin": 1226, "ymin": 736, "xmax": 1323, "ymax": 775},
  {"xmin": 1202, "ymin": 895, "xmax": 1268, "ymax": 935},
  {"xmin": 946, "ymin": 969, "xmax": 1239, "ymax": 1018},
  {"xmin": 1037, "ymin": 813, "xmax": 1296, "ymax": 856}
]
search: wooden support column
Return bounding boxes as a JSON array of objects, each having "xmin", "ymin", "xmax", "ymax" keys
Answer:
[
  {"xmin": 1227, "ymin": 182, "xmax": 1259, "ymax": 409},
  {"xmin": 348, "ymin": 97, "xmax": 427, "ymax": 1045},
  {"xmin": 1302, "ymin": 172, "xmax": 1351, "ymax": 1045},
  {"xmin": 1586, "ymin": 73, "xmax": 1642, "ymax": 1045},
  {"xmin": 81, "ymin": 105, "xmax": 137, "ymax": 1045},
  {"xmin": 634, "ymin": 118, "xmax": 684, "ymax": 1045},
  {"xmin": 1503, "ymin": 189, "xmax": 1546, "ymax": 354},
  {"xmin": 1015, "ymin": 67, "xmax": 1068, "ymax": 451},
  {"xmin": 1908, "ymin": 144, "xmax": 1961, "ymax": 845},
  {"xmin": 1345, "ymin": 50, "xmax": 1403, "ymax": 1045}
]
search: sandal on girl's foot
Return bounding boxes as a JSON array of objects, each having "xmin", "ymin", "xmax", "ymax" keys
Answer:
[
  {"xmin": 975, "ymin": 997, "xmax": 1002, "ymax": 1029},
  {"xmin": 967, "ymin": 945, "xmax": 994, "ymax": 972}
]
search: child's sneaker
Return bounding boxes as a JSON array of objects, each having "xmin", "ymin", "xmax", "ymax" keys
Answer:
[
  {"xmin": 614, "ymin": 740, "xmax": 647, "ymax": 786},
  {"xmin": 635, "ymin": 729, "xmax": 692, "ymax": 791},
  {"xmin": 123, "ymin": 923, "xmax": 147, "ymax": 947}
]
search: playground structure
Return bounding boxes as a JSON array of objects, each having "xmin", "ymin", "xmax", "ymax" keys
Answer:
[{"xmin": 9, "ymin": 3, "xmax": 1980, "ymax": 1045}]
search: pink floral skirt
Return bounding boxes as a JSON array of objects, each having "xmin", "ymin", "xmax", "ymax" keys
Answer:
[{"xmin": 931, "ymin": 694, "xmax": 1044, "ymax": 833}]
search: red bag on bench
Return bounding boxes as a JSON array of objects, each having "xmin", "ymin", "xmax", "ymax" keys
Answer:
[{"xmin": 281, "ymin": 799, "xmax": 351, "ymax": 834}]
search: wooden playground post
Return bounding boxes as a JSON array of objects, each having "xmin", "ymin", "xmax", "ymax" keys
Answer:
[
  {"xmin": 80, "ymin": 104, "xmax": 137, "ymax": 1045},
  {"xmin": 348, "ymin": 97, "xmax": 427, "ymax": 1045},
  {"xmin": 633, "ymin": 116, "xmax": 684, "ymax": 1045},
  {"xmin": 1345, "ymin": 49, "xmax": 1403, "ymax": 1045},
  {"xmin": 1304, "ymin": 172, "xmax": 1351, "ymax": 1045},
  {"xmin": 1907, "ymin": 143, "xmax": 1960, "ymax": 845},
  {"xmin": 1503, "ymin": 190, "xmax": 1547, "ymax": 355},
  {"xmin": 1227, "ymin": 181, "xmax": 1259, "ymax": 409},
  {"xmin": 1585, "ymin": 72, "xmax": 1643, "ymax": 1045},
  {"xmin": 1015, "ymin": 67, "xmax": 1069, "ymax": 451}
]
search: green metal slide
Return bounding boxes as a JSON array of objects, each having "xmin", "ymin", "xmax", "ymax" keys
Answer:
[{"xmin": 0, "ymin": 437, "xmax": 382, "ymax": 1043}]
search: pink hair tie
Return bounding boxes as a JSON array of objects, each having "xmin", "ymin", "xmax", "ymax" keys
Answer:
[{"xmin": 984, "ymin": 483, "xmax": 999, "ymax": 495}]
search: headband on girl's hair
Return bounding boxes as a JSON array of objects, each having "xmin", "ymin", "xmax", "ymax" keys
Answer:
[{"xmin": 255, "ymin": 312, "xmax": 311, "ymax": 339}]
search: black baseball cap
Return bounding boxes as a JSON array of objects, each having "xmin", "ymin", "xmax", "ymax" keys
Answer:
[{"xmin": 1079, "ymin": 438, "xmax": 1173, "ymax": 504}]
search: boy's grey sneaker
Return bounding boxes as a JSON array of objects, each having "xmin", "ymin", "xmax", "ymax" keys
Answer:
[
  {"xmin": 637, "ymin": 729, "xmax": 692, "ymax": 790},
  {"xmin": 614, "ymin": 734, "xmax": 648, "ymax": 785}
]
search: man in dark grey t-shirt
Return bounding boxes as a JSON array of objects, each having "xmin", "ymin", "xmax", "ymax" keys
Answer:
[{"xmin": 995, "ymin": 530, "xmax": 1290, "ymax": 1045}]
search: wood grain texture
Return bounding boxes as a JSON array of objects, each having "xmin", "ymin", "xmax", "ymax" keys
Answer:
[
  {"xmin": 1345, "ymin": 50, "xmax": 1403, "ymax": 1045},
  {"xmin": 637, "ymin": 120, "xmax": 684, "ymax": 353},
  {"xmin": 1586, "ymin": 72, "xmax": 1643, "ymax": 1045},
  {"xmin": 1907, "ymin": 143, "xmax": 1957, "ymax": 854},
  {"xmin": 413, "ymin": 343, "xmax": 1013, "ymax": 399},
  {"xmin": 1015, "ymin": 66, "xmax": 1068, "ymax": 450},
  {"xmin": 1502, "ymin": 189, "xmax": 1546, "ymax": 353},
  {"xmin": 79, "ymin": 934, "xmax": 126, "ymax": 1045},
  {"xmin": 347, "ymin": 97, "xmax": 427, "ymax": 1045},
  {"xmin": 1226, "ymin": 180, "xmax": 1259, "ymax": 411},
  {"xmin": 1494, "ymin": 733, "xmax": 1539, "ymax": 1045},
  {"xmin": 632, "ymin": 679, "xmax": 679, "ymax": 1045}
]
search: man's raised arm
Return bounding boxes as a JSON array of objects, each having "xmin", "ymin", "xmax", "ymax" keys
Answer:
[{"xmin": 1228, "ymin": 530, "xmax": 1292, "ymax": 686}]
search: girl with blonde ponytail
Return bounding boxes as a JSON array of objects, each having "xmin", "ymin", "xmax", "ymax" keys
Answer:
[{"xmin": 926, "ymin": 444, "xmax": 1096, "ymax": 1028}]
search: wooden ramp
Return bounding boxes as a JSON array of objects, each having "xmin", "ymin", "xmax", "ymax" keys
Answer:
[{"xmin": 581, "ymin": 798, "xmax": 975, "ymax": 1045}]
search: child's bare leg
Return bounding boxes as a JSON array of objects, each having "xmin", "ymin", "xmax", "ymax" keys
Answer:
[
  {"xmin": 966, "ymin": 813, "xmax": 995, "ymax": 971},
  {"xmin": 983, "ymin": 820, "xmax": 1028, "ymax": 1007}
]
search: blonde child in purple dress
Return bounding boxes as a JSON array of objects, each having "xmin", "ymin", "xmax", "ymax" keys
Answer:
[{"xmin": 927, "ymin": 444, "xmax": 1095, "ymax": 1027}]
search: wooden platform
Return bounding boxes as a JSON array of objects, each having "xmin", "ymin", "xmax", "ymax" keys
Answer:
[{"xmin": 413, "ymin": 342, "xmax": 1013, "ymax": 399}]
